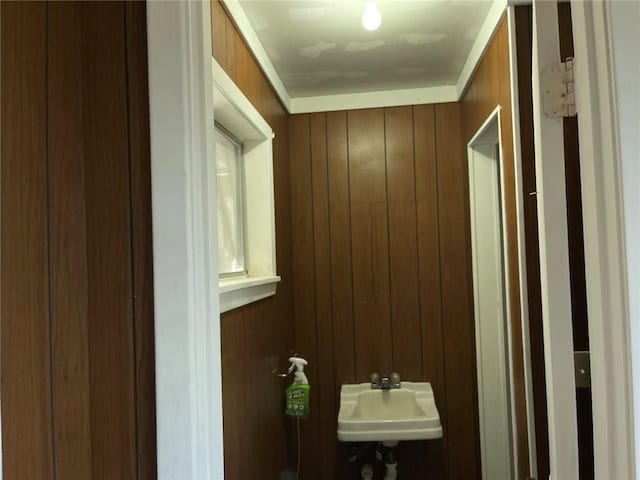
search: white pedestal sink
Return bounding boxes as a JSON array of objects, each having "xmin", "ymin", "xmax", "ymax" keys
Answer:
[{"xmin": 337, "ymin": 382, "xmax": 443, "ymax": 442}]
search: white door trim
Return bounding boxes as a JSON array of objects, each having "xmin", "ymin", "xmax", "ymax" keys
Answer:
[
  {"xmin": 571, "ymin": 1, "xmax": 635, "ymax": 478},
  {"xmin": 147, "ymin": 2, "xmax": 225, "ymax": 479},
  {"xmin": 468, "ymin": 106, "xmax": 518, "ymax": 480},
  {"xmin": 531, "ymin": 1, "xmax": 579, "ymax": 478}
]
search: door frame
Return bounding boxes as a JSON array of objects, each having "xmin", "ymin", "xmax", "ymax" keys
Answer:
[
  {"xmin": 531, "ymin": 3, "xmax": 579, "ymax": 478},
  {"xmin": 146, "ymin": 1, "xmax": 225, "ymax": 479},
  {"xmin": 530, "ymin": 0, "xmax": 635, "ymax": 478},
  {"xmin": 570, "ymin": 1, "xmax": 635, "ymax": 477},
  {"xmin": 467, "ymin": 106, "xmax": 518, "ymax": 480},
  {"xmin": 142, "ymin": 0, "xmax": 636, "ymax": 478}
]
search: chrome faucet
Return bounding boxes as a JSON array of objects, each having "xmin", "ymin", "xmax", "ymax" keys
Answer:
[{"xmin": 370, "ymin": 372, "xmax": 401, "ymax": 390}]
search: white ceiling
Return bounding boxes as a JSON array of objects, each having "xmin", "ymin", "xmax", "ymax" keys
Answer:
[{"xmin": 238, "ymin": 0, "xmax": 495, "ymax": 98}]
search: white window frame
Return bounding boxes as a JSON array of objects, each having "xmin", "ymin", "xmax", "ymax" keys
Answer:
[
  {"xmin": 212, "ymin": 58, "xmax": 280, "ymax": 313},
  {"xmin": 214, "ymin": 124, "xmax": 246, "ymax": 277}
]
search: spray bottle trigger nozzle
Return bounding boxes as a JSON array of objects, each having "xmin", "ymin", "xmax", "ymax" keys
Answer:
[{"xmin": 288, "ymin": 356, "xmax": 308, "ymax": 375}]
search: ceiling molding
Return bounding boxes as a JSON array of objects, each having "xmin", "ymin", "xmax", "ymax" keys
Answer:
[
  {"xmin": 456, "ymin": 0, "xmax": 508, "ymax": 98},
  {"xmin": 221, "ymin": 0, "xmax": 292, "ymax": 111},
  {"xmin": 289, "ymin": 86, "xmax": 459, "ymax": 114},
  {"xmin": 222, "ymin": 0, "xmax": 507, "ymax": 113}
]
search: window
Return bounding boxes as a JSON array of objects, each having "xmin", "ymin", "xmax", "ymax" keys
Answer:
[
  {"xmin": 215, "ymin": 126, "xmax": 245, "ymax": 277},
  {"xmin": 212, "ymin": 58, "xmax": 280, "ymax": 313}
]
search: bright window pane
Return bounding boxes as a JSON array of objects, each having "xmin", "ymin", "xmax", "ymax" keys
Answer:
[{"xmin": 215, "ymin": 128, "xmax": 245, "ymax": 275}]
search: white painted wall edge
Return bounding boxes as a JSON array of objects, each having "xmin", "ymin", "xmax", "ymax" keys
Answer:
[
  {"xmin": 221, "ymin": 0, "xmax": 291, "ymax": 112},
  {"xmin": 506, "ymin": 6, "xmax": 538, "ymax": 479},
  {"xmin": 289, "ymin": 86, "xmax": 458, "ymax": 114},
  {"xmin": 456, "ymin": 0, "xmax": 508, "ymax": 98},
  {"xmin": 609, "ymin": 1, "xmax": 640, "ymax": 476},
  {"xmin": 147, "ymin": 1, "xmax": 225, "ymax": 479},
  {"xmin": 221, "ymin": 0, "xmax": 506, "ymax": 113},
  {"xmin": 571, "ymin": 1, "xmax": 636, "ymax": 478}
]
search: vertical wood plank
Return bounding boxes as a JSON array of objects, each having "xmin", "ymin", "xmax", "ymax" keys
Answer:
[
  {"xmin": 221, "ymin": 314, "xmax": 247, "ymax": 479},
  {"xmin": 436, "ymin": 103, "xmax": 481, "ymax": 480},
  {"xmin": 348, "ymin": 109, "xmax": 392, "ymax": 380},
  {"xmin": 326, "ymin": 111, "xmax": 355, "ymax": 389},
  {"xmin": 82, "ymin": 3, "xmax": 137, "ymax": 478},
  {"xmin": 211, "ymin": 1, "xmax": 227, "ymax": 68},
  {"xmin": 0, "ymin": 2, "xmax": 55, "ymax": 478},
  {"xmin": 414, "ymin": 104, "xmax": 448, "ymax": 478},
  {"xmin": 233, "ymin": 29, "xmax": 253, "ymax": 101},
  {"xmin": 384, "ymin": 106, "xmax": 422, "ymax": 380},
  {"xmin": 47, "ymin": 3, "xmax": 93, "ymax": 477},
  {"xmin": 224, "ymin": 14, "xmax": 238, "ymax": 80},
  {"xmin": 125, "ymin": 2, "xmax": 158, "ymax": 478},
  {"xmin": 326, "ymin": 111, "xmax": 357, "ymax": 476},
  {"xmin": 290, "ymin": 114, "xmax": 321, "ymax": 480},
  {"xmin": 310, "ymin": 113, "xmax": 337, "ymax": 480}
]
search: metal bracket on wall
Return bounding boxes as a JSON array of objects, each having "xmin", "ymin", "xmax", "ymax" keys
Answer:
[
  {"xmin": 574, "ymin": 351, "xmax": 591, "ymax": 389},
  {"xmin": 542, "ymin": 57, "xmax": 577, "ymax": 118}
]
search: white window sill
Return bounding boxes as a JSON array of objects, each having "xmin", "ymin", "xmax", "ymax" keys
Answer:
[{"xmin": 219, "ymin": 275, "xmax": 281, "ymax": 313}]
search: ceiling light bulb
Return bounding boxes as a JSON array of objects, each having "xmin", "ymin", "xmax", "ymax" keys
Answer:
[{"xmin": 362, "ymin": 1, "xmax": 381, "ymax": 31}]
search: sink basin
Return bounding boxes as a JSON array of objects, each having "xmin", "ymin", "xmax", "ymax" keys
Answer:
[{"xmin": 337, "ymin": 382, "xmax": 443, "ymax": 442}]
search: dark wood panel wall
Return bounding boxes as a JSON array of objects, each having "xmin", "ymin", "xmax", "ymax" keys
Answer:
[
  {"xmin": 289, "ymin": 104, "xmax": 480, "ymax": 480},
  {"xmin": 1, "ymin": 2, "xmax": 156, "ymax": 479},
  {"xmin": 212, "ymin": 2, "xmax": 296, "ymax": 479},
  {"xmin": 460, "ymin": 16, "xmax": 531, "ymax": 479}
]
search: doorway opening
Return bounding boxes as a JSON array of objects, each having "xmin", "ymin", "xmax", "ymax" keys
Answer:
[{"xmin": 468, "ymin": 108, "xmax": 516, "ymax": 480}]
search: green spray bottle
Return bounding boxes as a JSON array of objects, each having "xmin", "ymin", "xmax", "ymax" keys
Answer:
[{"xmin": 285, "ymin": 357, "xmax": 310, "ymax": 418}]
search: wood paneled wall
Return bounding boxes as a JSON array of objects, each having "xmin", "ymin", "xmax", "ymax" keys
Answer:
[
  {"xmin": 1, "ymin": 2, "xmax": 156, "ymax": 478},
  {"xmin": 289, "ymin": 104, "xmax": 480, "ymax": 480},
  {"xmin": 461, "ymin": 15, "xmax": 529, "ymax": 479},
  {"xmin": 212, "ymin": 3, "xmax": 296, "ymax": 478}
]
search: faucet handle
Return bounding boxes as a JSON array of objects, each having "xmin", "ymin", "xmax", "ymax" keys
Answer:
[
  {"xmin": 390, "ymin": 372, "xmax": 401, "ymax": 386},
  {"xmin": 370, "ymin": 372, "xmax": 381, "ymax": 385}
]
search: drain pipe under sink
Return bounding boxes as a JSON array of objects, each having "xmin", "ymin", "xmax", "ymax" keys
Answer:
[
  {"xmin": 383, "ymin": 462, "xmax": 398, "ymax": 480},
  {"xmin": 361, "ymin": 464, "xmax": 374, "ymax": 480},
  {"xmin": 382, "ymin": 441, "xmax": 398, "ymax": 480}
]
